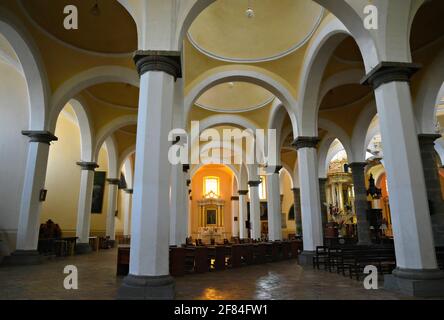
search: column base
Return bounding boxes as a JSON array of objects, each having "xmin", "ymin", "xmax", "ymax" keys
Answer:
[
  {"xmin": 298, "ymin": 251, "xmax": 315, "ymax": 266},
  {"xmin": 75, "ymin": 243, "xmax": 92, "ymax": 254},
  {"xmin": 117, "ymin": 274, "xmax": 175, "ymax": 300},
  {"xmin": 432, "ymin": 223, "xmax": 444, "ymax": 247},
  {"xmin": 384, "ymin": 268, "xmax": 444, "ymax": 298},
  {"xmin": 2, "ymin": 250, "xmax": 43, "ymax": 266}
]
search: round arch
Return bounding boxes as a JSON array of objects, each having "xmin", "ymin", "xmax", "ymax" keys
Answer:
[
  {"xmin": 297, "ymin": 19, "xmax": 351, "ymax": 137},
  {"xmin": 68, "ymin": 98, "xmax": 94, "ymax": 162},
  {"xmin": 414, "ymin": 47, "xmax": 444, "ymax": 134},
  {"xmin": 351, "ymin": 101, "xmax": 378, "ymax": 162},
  {"xmin": 0, "ymin": 7, "xmax": 48, "ymax": 130},
  {"xmin": 190, "ymin": 163, "xmax": 240, "ymax": 190},
  {"xmin": 48, "ymin": 66, "xmax": 139, "ymax": 132},
  {"xmin": 118, "ymin": 145, "xmax": 136, "ymax": 175},
  {"xmin": 94, "ymin": 114, "xmax": 138, "ymax": 161},
  {"xmin": 184, "ymin": 67, "xmax": 298, "ymax": 133}
]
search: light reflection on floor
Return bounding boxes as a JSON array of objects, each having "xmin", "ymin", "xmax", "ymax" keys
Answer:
[{"xmin": 0, "ymin": 249, "xmax": 420, "ymax": 300}]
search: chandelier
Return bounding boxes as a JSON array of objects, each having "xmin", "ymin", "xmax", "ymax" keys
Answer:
[
  {"xmin": 90, "ymin": 0, "xmax": 101, "ymax": 16},
  {"xmin": 245, "ymin": 0, "xmax": 255, "ymax": 18}
]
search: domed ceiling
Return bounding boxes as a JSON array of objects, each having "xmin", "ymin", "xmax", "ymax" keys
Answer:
[
  {"xmin": 20, "ymin": 0, "xmax": 137, "ymax": 54},
  {"xmin": 87, "ymin": 83, "xmax": 139, "ymax": 109},
  {"xmin": 196, "ymin": 82, "xmax": 274, "ymax": 113},
  {"xmin": 188, "ymin": 0, "xmax": 324, "ymax": 63}
]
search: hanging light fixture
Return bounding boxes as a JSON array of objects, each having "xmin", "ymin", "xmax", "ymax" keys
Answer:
[
  {"xmin": 245, "ymin": 0, "xmax": 255, "ymax": 18},
  {"xmin": 90, "ymin": 0, "xmax": 101, "ymax": 16}
]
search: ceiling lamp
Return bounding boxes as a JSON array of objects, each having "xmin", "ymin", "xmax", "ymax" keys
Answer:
[
  {"xmin": 245, "ymin": 0, "xmax": 255, "ymax": 18},
  {"xmin": 90, "ymin": 0, "xmax": 101, "ymax": 16}
]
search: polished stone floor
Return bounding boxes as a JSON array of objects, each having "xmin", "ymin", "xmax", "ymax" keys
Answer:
[{"xmin": 0, "ymin": 249, "xmax": 418, "ymax": 300}]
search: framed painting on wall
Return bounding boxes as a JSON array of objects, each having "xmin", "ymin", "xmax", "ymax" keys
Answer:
[{"xmin": 91, "ymin": 171, "xmax": 106, "ymax": 214}]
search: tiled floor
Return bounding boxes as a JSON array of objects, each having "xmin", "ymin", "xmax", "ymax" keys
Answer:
[{"xmin": 0, "ymin": 249, "xmax": 417, "ymax": 300}]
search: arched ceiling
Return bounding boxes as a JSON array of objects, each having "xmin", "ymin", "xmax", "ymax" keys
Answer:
[
  {"xmin": 333, "ymin": 36, "xmax": 363, "ymax": 63},
  {"xmin": 188, "ymin": 0, "xmax": 323, "ymax": 63},
  {"xmin": 410, "ymin": 0, "xmax": 444, "ymax": 52},
  {"xmin": 87, "ymin": 83, "xmax": 139, "ymax": 109},
  {"xmin": 20, "ymin": 0, "xmax": 137, "ymax": 54},
  {"xmin": 118, "ymin": 125, "xmax": 137, "ymax": 135},
  {"xmin": 195, "ymin": 82, "xmax": 274, "ymax": 113},
  {"xmin": 320, "ymin": 84, "xmax": 372, "ymax": 110}
]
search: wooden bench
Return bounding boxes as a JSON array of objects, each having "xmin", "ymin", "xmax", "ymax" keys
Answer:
[
  {"xmin": 116, "ymin": 245, "xmax": 130, "ymax": 276},
  {"xmin": 169, "ymin": 247, "xmax": 186, "ymax": 276}
]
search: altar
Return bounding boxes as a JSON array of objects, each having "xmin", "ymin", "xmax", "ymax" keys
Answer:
[
  {"xmin": 197, "ymin": 193, "xmax": 226, "ymax": 243},
  {"xmin": 197, "ymin": 226, "xmax": 225, "ymax": 244}
]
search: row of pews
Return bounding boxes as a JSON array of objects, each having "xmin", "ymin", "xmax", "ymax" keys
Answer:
[
  {"xmin": 312, "ymin": 244, "xmax": 444, "ymax": 281},
  {"xmin": 116, "ymin": 240, "xmax": 303, "ymax": 277}
]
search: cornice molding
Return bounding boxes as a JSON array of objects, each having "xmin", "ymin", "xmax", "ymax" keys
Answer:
[
  {"xmin": 22, "ymin": 131, "xmax": 58, "ymax": 144},
  {"xmin": 361, "ymin": 62, "xmax": 421, "ymax": 90},
  {"xmin": 76, "ymin": 161, "xmax": 99, "ymax": 171},
  {"xmin": 133, "ymin": 51, "xmax": 182, "ymax": 79},
  {"xmin": 292, "ymin": 136, "xmax": 320, "ymax": 150}
]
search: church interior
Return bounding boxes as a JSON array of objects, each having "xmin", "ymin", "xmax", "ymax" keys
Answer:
[{"xmin": 1, "ymin": 0, "xmax": 444, "ymax": 301}]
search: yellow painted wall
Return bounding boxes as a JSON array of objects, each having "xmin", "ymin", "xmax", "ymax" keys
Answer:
[
  {"xmin": 280, "ymin": 171, "xmax": 296, "ymax": 238},
  {"xmin": 41, "ymin": 107, "xmax": 113, "ymax": 237}
]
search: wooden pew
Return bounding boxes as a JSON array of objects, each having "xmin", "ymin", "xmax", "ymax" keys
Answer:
[
  {"xmin": 116, "ymin": 245, "xmax": 130, "ymax": 276},
  {"xmin": 194, "ymin": 246, "xmax": 209, "ymax": 273},
  {"xmin": 231, "ymin": 244, "xmax": 243, "ymax": 268},
  {"xmin": 242, "ymin": 244, "xmax": 254, "ymax": 265},
  {"xmin": 170, "ymin": 247, "xmax": 186, "ymax": 276},
  {"xmin": 214, "ymin": 246, "xmax": 227, "ymax": 271}
]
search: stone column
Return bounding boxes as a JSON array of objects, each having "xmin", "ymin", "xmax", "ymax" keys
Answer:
[
  {"xmin": 169, "ymin": 162, "xmax": 185, "ymax": 246},
  {"xmin": 123, "ymin": 189, "xmax": 133, "ymax": 237},
  {"xmin": 118, "ymin": 51, "xmax": 181, "ymax": 300},
  {"xmin": 6, "ymin": 131, "xmax": 57, "ymax": 265},
  {"xmin": 75, "ymin": 161, "xmax": 98, "ymax": 254},
  {"xmin": 238, "ymin": 190, "xmax": 249, "ymax": 239},
  {"xmin": 349, "ymin": 162, "xmax": 371, "ymax": 245},
  {"xmin": 248, "ymin": 181, "xmax": 262, "ymax": 240},
  {"xmin": 267, "ymin": 166, "xmax": 283, "ymax": 241},
  {"xmin": 362, "ymin": 62, "xmax": 444, "ymax": 297},
  {"xmin": 293, "ymin": 137, "xmax": 323, "ymax": 265},
  {"xmin": 318, "ymin": 178, "xmax": 328, "ymax": 227},
  {"xmin": 291, "ymin": 188, "xmax": 302, "ymax": 236},
  {"xmin": 231, "ymin": 196, "xmax": 239, "ymax": 238},
  {"xmin": 418, "ymin": 134, "xmax": 444, "ymax": 246},
  {"xmin": 105, "ymin": 178, "xmax": 119, "ymax": 241}
]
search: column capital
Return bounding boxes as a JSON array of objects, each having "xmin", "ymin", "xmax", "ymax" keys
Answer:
[
  {"xmin": 182, "ymin": 164, "xmax": 190, "ymax": 173},
  {"xmin": 238, "ymin": 190, "xmax": 249, "ymax": 195},
  {"xmin": 231, "ymin": 196, "xmax": 239, "ymax": 201},
  {"xmin": 76, "ymin": 161, "xmax": 99, "ymax": 171},
  {"xmin": 133, "ymin": 50, "xmax": 182, "ymax": 80},
  {"xmin": 349, "ymin": 162, "xmax": 368, "ymax": 171},
  {"xmin": 418, "ymin": 133, "xmax": 442, "ymax": 145},
  {"xmin": 106, "ymin": 178, "xmax": 120, "ymax": 185},
  {"xmin": 124, "ymin": 188, "xmax": 133, "ymax": 195},
  {"xmin": 292, "ymin": 136, "xmax": 320, "ymax": 150},
  {"xmin": 266, "ymin": 165, "xmax": 283, "ymax": 174},
  {"xmin": 361, "ymin": 61, "xmax": 421, "ymax": 90},
  {"xmin": 248, "ymin": 180, "xmax": 261, "ymax": 187},
  {"xmin": 22, "ymin": 131, "xmax": 58, "ymax": 145}
]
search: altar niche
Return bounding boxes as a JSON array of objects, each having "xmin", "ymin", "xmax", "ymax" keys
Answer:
[{"xmin": 197, "ymin": 197, "xmax": 225, "ymax": 244}]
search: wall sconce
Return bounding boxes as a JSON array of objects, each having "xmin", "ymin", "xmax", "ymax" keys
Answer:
[{"xmin": 39, "ymin": 189, "xmax": 48, "ymax": 202}]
